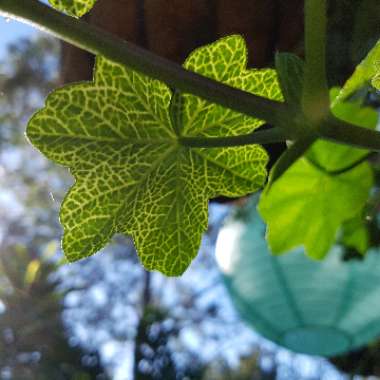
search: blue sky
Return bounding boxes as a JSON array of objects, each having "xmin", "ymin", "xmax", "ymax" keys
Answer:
[
  {"xmin": 0, "ymin": 17, "xmax": 36, "ymax": 57},
  {"xmin": 0, "ymin": 0, "xmax": 50, "ymax": 57}
]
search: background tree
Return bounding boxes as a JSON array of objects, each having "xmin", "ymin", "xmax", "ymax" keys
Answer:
[{"xmin": 0, "ymin": 243, "xmax": 109, "ymax": 380}]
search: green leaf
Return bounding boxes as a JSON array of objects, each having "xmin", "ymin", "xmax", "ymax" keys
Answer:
[
  {"xmin": 27, "ymin": 35, "xmax": 280, "ymax": 276},
  {"xmin": 275, "ymin": 53, "xmax": 304, "ymax": 108},
  {"xmin": 170, "ymin": 35, "xmax": 283, "ymax": 137},
  {"xmin": 307, "ymin": 88, "xmax": 378, "ymax": 171},
  {"xmin": 258, "ymin": 158, "xmax": 373, "ymax": 259},
  {"xmin": 258, "ymin": 90, "xmax": 375, "ymax": 260},
  {"xmin": 335, "ymin": 39, "xmax": 380, "ymax": 103},
  {"xmin": 341, "ymin": 215, "xmax": 369, "ymax": 255},
  {"xmin": 266, "ymin": 135, "xmax": 316, "ymax": 188},
  {"xmin": 48, "ymin": 0, "xmax": 96, "ymax": 17}
]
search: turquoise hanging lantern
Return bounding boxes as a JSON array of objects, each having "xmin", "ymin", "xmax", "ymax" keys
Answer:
[{"xmin": 216, "ymin": 198, "xmax": 380, "ymax": 357}]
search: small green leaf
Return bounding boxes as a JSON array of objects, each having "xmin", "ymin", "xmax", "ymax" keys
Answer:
[
  {"xmin": 258, "ymin": 158, "xmax": 373, "ymax": 259},
  {"xmin": 27, "ymin": 36, "xmax": 280, "ymax": 276},
  {"xmin": 258, "ymin": 90, "xmax": 376, "ymax": 260},
  {"xmin": 335, "ymin": 39, "xmax": 380, "ymax": 103},
  {"xmin": 48, "ymin": 0, "xmax": 97, "ymax": 17}
]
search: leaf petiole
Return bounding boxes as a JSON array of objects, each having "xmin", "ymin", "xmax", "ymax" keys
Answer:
[
  {"xmin": 2, "ymin": 0, "xmax": 380, "ymax": 152},
  {"xmin": 265, "ymin": 134, "xmax": 317, "ymax": 189},
  {"xmin": 319, "ymin": 114, "xmax": 380, "ymax": 151}
]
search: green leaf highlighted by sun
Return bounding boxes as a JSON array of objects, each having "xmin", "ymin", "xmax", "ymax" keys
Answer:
[
  {"xmin": 27, "ymin": 35, "xmax": 281, "ymax": 276},
  {"xmin": 259, "ymin": 159, "xmax": 372, "ymax": 259},
  {"xmin": 258, "ymin": 90, "xmax": 376, "ymax": 260},
  {"xmin": 170, "ymin": 36, "xmax": 283, "ymax": 138},
  {"xmin": 48, "ymin": 0, "xmax": 96, "ymax": 17},
  {"xmin": 335, "ymin": 39, "xmax": 380, "ymax": 103}
]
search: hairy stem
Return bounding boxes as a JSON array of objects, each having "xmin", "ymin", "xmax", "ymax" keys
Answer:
[
  {"xmin": 302, "ymin": 0, "xmax": 330, "ymax": 122},
  {"xmin": 0, "ymin": 0, "xmax": 286, "ymax": 126},
  {"xmin": 179, "ymin": 128, "xmax": 287, "ymax": 148}
]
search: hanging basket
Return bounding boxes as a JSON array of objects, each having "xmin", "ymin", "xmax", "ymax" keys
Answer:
[{"xmin": 215, "ymin": 198, "xmax": 380, "ymax": 357}]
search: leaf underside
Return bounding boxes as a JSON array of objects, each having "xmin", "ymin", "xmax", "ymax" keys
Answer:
[
  {"xmin": 48, "ymin": 0, "xmax": 97, "ymax": 17},
  {"xmin": 27, "ymin": 35, "xmax": 282, "ymax": 276}
]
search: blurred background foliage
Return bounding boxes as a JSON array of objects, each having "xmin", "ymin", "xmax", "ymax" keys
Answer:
[
  {"xmin": 0, "ymin": 0, "xmax": 380, "ymax": 379},
  {"xmin": 0, "ymin": 244, "xmax": 109, "ymax": 380}
]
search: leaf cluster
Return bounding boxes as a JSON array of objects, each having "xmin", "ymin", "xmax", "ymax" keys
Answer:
[{"xmin": 7, "ymin": 0, "xmax": 380, "ymax": 275}]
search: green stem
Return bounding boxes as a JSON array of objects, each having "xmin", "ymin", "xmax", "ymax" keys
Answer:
[
  {"xmin": 179, "ymin": 127, "xmax": 287, "ymax": 148},
  {"xmin": 266, "ymin": 134, "xmax": 317, "ymax": 189},
  {"xmin": 0, "ymin": 0, "xmax": 286, "ymax": 126},
  {"xmin": 302, "ymin": 0, "xmax": 330, "ymax": 122},
  {"xmin": 319, "ymin": 114, "xmax": 380, "ymax": 151},
  {"xmin": 3, "ymin": 0, "xmax": 380, "ymax": 153}
]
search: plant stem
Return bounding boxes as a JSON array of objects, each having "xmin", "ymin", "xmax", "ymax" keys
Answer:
[
  {"xmin": 302, "ymin": 0, "xmax": 330, "ymax": 122},
  {"xmin": 179, "ymin": 127, "xmax": 287, "ymax": 148},
  {"xmin": 0, "ymin": 0, "xmax": 286, "ymax": 126},
  {"xmin": 266, "ymin": 134, "xmax": 317, "ymax": 188},
  {"xmin": 3, "ymin": 0, "xmax": 380, "ymax": 152},
  {"xmin": 319, "ymin": 114, "xmax": 380, "ymax": 151}
]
